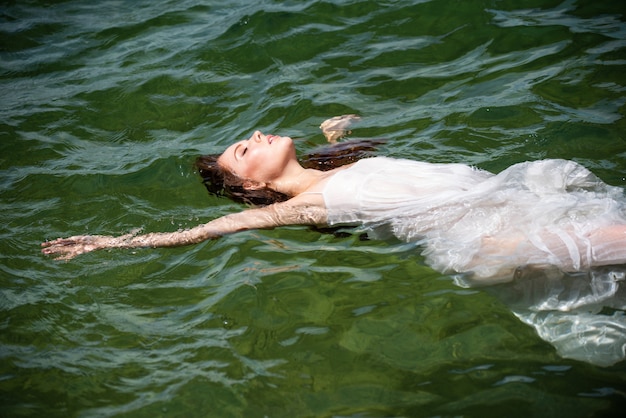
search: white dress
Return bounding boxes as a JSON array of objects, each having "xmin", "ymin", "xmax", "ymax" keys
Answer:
[{"xmin": 323, "ymin": 157, "xmax": 626, "ymax": 366}]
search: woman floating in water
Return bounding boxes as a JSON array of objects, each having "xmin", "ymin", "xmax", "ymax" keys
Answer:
[{"xmin": 42, "ymin": 115, "xmax": 626, "ymax": 366}]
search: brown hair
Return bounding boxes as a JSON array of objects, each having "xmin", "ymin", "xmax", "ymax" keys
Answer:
[{"xmin": 196, "ymin": 138, "xmax": 385, "ymax": 206}]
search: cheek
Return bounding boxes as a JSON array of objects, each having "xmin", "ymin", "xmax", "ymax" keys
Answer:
[
  {"xmin": 241, "ymin": 143, "xmax": 292, "ymax": 181},
  {"xmin": 239, "ymin": 151, "xmax": 273, "ymax": 180}
]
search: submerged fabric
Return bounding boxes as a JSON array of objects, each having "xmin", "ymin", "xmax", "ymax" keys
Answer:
[{"xmin": 323, "ymin": 157, "xmax": 626, "ymax": 366}]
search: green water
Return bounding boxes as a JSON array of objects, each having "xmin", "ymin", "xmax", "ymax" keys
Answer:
[{"xmin": 1, "ymin": 0, "xmax": 625, "ymax": 416}]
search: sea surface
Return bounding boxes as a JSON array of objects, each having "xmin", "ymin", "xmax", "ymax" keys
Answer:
[{"xmin": 1, "ymin": 0, "xmax": 626, "ymax": 417}]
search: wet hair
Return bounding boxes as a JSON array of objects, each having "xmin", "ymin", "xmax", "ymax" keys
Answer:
[{"xmin": 196, "ymin": 138, "xmax": 385, "ymax": 206}]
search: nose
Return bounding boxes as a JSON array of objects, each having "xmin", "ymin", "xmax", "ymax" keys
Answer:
[{"xmin": 252, "ymin": 130, "xmax": 262, "ymax": 143}]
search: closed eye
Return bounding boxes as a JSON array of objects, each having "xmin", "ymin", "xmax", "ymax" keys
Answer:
[{"xmin": 234, "ymin": 143, "xmax": 248, "ymax": 160}]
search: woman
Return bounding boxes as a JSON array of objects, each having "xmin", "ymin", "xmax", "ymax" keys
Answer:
[
  {"xmin": 41, "ymin": 118, "xmax": 626, "ymax": 283},
  {"xmin": 42, "ymin": 116, "xmax": 626, "ymax": 366}
]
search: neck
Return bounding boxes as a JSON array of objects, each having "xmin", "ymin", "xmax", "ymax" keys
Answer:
[{"xmin": 269, "ymin": 162, "xmax": 327, "ymax": 197}]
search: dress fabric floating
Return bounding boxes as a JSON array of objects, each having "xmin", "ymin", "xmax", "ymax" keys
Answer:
[{"xmin": 323, "ymin": 157, "xmax": 626, "ymax": 366}]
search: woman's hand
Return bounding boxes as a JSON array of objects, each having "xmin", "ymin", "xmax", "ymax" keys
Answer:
[
  {"xmin": 320, "ymin": 114, "xmax": 361, "ymax": 143},
  {"xmin": 41, "ymin": 235, "xmax": 114, "ymax": 260}
]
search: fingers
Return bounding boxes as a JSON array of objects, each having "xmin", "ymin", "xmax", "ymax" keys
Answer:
[
  {"xmin": 320, "ymin": 114, "xmax": 361, "ymax": 130},
  {"xmin": 41, "ymin": 244, "xmax": 73, "ymax": 258},
  {"xmin": 320, "ymin": 114, "xmax": 361, "ymax": 143},
  {"xmin": 41, "ymin": 238, "xmax": 77, "ymax": 248},
  {"xmin": 41, "ymin": 237, "xmax": 88, "ymax": 260},
  {"xmin": 41, "ymin": 234, "xmax": 109, "ymax": 261},
  {"xmin": 41, "ymin": 235, "xmax": 100, "ymax": 248},
  {"xmin": 42, "ymin": 249, "xmax": 72, "ymax": 260},
  {"xmin": 41, "ymin": 244, "xmax": 86, "ymax": 261}
]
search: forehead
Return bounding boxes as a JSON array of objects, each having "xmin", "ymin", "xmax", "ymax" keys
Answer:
[{"xmin": 217, "ymin": 140, "xmax": 244, "ymax": 171}]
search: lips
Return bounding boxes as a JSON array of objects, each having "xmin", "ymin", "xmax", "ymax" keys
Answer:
[{"xmin": 267, "ymin": 135, "xmax": 276, "ymax": 144}]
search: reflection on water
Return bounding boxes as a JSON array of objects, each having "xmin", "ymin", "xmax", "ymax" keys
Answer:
[
  {"xmin": 488, "ymin": 265, "xmax": 626, "ymax": 367},
  {"xmin": 1, "ymin": 0, "xmax": 625, "ymax": 416}
]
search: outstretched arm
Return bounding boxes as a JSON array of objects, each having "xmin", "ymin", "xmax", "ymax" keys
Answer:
[{"xmin": 42, "ymin": 202, "xmax": 327, "ymax": 260}]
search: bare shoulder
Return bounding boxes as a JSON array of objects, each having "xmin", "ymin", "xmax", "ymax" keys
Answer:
[
  {"xmin": 301, "ymin": 164, "xmax": 355, "ymax": 195},
  {"xmin": 269, "ymin": 161, "xmax": 356, "ymax": 223}
]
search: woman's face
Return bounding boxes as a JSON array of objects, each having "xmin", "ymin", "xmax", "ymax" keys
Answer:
[{"xmin": 218, "ymin": 130, "xmax": 297, "ymax": 185}]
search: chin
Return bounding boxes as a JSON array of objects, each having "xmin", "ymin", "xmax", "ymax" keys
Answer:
[
  {"xmin": 278, "ymin": 137, "xmax": 296, "ymax": 153},
  {"xmin": 278, "ymin": 135, "xmax": 294, "ymax": 145}
]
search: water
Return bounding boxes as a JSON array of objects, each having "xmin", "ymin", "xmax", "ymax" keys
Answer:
[{"xmin": 1, "ymin": 0, "xmax": 625, "ymax": 416}]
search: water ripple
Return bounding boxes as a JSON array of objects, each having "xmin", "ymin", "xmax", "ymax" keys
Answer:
[{"xmin": 1, "ymin": 0, "xmax": 625, "ymax": 417}]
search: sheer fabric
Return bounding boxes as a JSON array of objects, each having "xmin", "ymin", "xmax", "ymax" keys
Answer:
[{"xmin": 323, "ymin": 157, "xmax": 626, "ymax": 365}]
